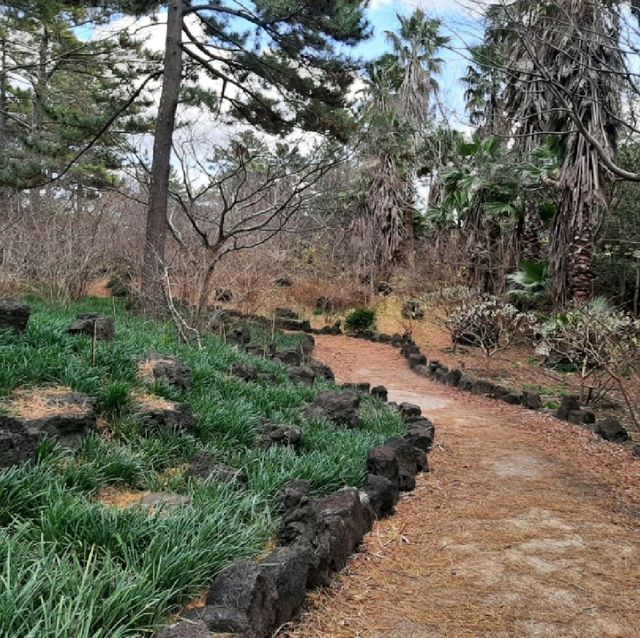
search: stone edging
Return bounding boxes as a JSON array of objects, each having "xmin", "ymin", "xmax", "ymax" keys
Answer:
[
  {"xmin": 156, "ymin": 356, "xmax": 434, "ymax": 638},
  {"xmin": 331, "ymin": 328, "xmax": 635, "ymax": 451}
]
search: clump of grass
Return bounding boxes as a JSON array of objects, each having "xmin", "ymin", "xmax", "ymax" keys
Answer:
[{"xmin": 97, "ymin": 380, "xmax": 132, "ymax": 417}]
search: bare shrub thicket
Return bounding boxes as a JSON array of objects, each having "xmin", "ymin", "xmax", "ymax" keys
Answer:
[
  {"xmin": 540, "ymin": 300, "xmax": 640, "ymax": 428},
  {"xmin": 448, "ymin": 296, "xmax": 531, "ymax": 359},
  {"xmin": 0, "ymin": 191, "xmax": 145, "ymax": 300}
]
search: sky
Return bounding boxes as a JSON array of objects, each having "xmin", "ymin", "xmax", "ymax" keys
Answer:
[
  {"xmin": 98, "ymin": 0, "xmax": 484, "ymax": 128},
  {"xmin": 94, "ymin": 0, "xmax": 485, "ymax": 172}
]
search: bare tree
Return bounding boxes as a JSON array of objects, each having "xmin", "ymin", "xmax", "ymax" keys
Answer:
[{"xmin": 165, "ymin": 129, "xmax": 347, "ymax": 318}]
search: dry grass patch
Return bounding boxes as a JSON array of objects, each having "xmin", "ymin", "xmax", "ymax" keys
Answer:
[
  {"xmin": 5, "ymin": 385, "xmax": 92, "ymax": 420},
  {"xmin": 96, "ymin": 486, "xmax": 151, "ymax": 509},
  {"xmin": 131, "ymin": 391, "xmax": 176, "ymax": 412}
]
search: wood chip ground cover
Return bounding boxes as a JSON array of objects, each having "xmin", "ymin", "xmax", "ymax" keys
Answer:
[{"xmin": 286, "ymin": 336, "xmax": 640, "ymax": 638}]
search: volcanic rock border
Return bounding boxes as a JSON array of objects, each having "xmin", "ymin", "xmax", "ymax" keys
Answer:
[
  {"xmin": 156, "ymin": 348, "xmax": 434, "ymax": 638},
  {"xmin": 272, "ymin": 309, "xmax": 637, "ymax": 453}
]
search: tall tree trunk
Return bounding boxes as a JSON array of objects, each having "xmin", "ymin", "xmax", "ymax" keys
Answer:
[
  {"xmin": 0, "ymin": 34, "xmax": 7, "ymax": 147},
  {"xmin": 403, "ymin": 170, "xmax": 417, "ymax": 267},
  {"xmin": 404, "ymin": 207, "xmax": 415, "ymax": 266},
  {"xmin": 31, "ymin": 25, "xmax": 48, "ymax": 210},
  {"xmin": 142, "ymin": 0, "xmax": 184, "ymax": 303}
]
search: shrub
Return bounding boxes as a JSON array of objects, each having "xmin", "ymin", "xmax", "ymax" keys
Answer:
[
  {"xmin": 344, "ymin": 307, "xmax": 377, "ymax": 333},
  {"xmin": 539, "ymin": 298, "xmax": 640, "ymax": 421},
  {"xmin": 447, "ymin": 295, "xmax": 530, "ymax": 358},
  {"xmin": 425, "ymin": 286, "xmax": 478, "ymax": 335}
]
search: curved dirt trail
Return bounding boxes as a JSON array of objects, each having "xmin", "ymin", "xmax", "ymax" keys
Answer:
[{"xmin": 288, "ymin": 336, "xmax": 640, "ymax": 638}]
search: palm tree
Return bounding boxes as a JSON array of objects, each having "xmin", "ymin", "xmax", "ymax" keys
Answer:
[
  {"xmin": 490, "ymin": 0, "xmax": 623, "ymax": 304},
  {"xmin": 353, "ymin": 61, "xmax": 410, "ymax": 278},
  {"xmin": 384, "ymin": 10, "xmax": 449, "ymax": 263},
  {"xmin": 353, "ymin": 10, "xmax": 448, "ymax": 279},
  {"xmin": 438, "ymin": 136, "xmax": 522, "ymax": 292}
]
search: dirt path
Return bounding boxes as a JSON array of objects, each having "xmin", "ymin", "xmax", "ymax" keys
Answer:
[{"xmin": 287, "ymin": 336, "xmax": 640, "ymax": 638}]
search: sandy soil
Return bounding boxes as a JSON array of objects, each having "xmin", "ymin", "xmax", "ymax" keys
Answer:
[{"xmin": 285, "ymin": 335, "xmax": 640, "ymax": 638}]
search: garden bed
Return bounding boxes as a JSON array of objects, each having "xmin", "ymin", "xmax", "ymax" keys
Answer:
[{"xmin": 0, "ymin": 298, "xmax": 406, "ymax": 637}]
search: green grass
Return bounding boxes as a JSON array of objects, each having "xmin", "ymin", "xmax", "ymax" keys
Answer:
[{"xmin": 0, "ymin": 298, "xmax": 404, "ymax": 637}]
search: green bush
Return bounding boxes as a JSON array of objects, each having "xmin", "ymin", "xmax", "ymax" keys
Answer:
[{"xmin": 344, "ymin": 307, "xmax": 376, "ymax": 332}]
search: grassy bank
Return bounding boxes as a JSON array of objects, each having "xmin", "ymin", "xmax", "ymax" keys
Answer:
[{"xmin": 0, "ymin": 299, "xmax": 404, "ymax": 638}]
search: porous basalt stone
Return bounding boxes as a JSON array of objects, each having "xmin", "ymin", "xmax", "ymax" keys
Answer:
[
  {"xmin": 278, "ymin": 486, "xmax": 373, "ymax": 588},
  {"xmin": 556, "ymin": 395, "xmax": 580, "ymax": 421},
  {"xmin": 287, "ymin": 366, "xmax": 317, "ymax": 386},
  {"xmin": 370, "ymin": 385, "xmax": 388, "ymax": 402},
  {"xmin": 275, "ymin": 308, "xmax": 299, "ymax": 320},
  {"xmin": 0, "ymin": 388, "xmax": 97, "ymax": 468},
  {"xmin": 363, "ymin": 473, "xmax": 397, "ymax": 518},
  {"xmin": 275, "ymin": 314, "xmax": 312, "ymax": 332},
  {"xmin": 303, "ymin": 391, "xmax": 360, "ymax": 428},
  {"xmin": 384, "ymin": 436, "xmax": 423, "ymax": 489},
  {"xmin": 434, "ymin": 368, "xmax": 449, "ymax": 384},
  {"xmin": 309, "ymin": 358, "xmax": 334, "ymax": 381},
  {"xmin": 468, "ymin": 379, "xmax": 495, "ymax": 396},
  {"xmin": 366, "ymin": 445, "xmax": 399, "ymax": 486},
  {"xmin": 405, "ymin": 422, "xmax": 435, "ymax": 453},
  {"xmin": 596, "ymin": 417, "xmax": 629, "ymax": 443},
  {"xmin": 273, "ymin": 349, "xmax": 303, "ymax": 366},
  {"xmin": 567, "ymin": 410, "xmax": 596, "ymax": 426},
  {"xmin": 260, "ymin": 545, "xmax": 311, "ymax": 626},
  {"xmin": 408, "ymin": 353, "xmax": 427, "ymax": 368},
  {"xmin": 398, "ymin": 402, "xmax": 421, "ymax": 420},
  {"xmin": 0, "ymin": 299, "xmax": 31, "ymax": 332},
  {"xmin": 458, "ymin": 374, "xmax": 475, "ymax": 392},
  {"xmin": 231, "ymin": 362, "xmax": 257, "ymax": 382},
  {"xmin": 134, "ymin": 396, "xmax": 196, "ymax": 435},
  {"xmin": 139, "ymin": 353, "xmax": 192, "ymax": 390},
  {"xmin": 197, "ymin": 560, "xmax": 278, "ymax": 637},
  {"xmin": 318, "ymin": 324, "xmax": 342, "ymax": 336},
  {"xmin": 154, "ymin": 620, "xmax": 210, "ymax": 638},
  {"xmin": 447, "ymin": 369, "xmax": 462, "ymax": 387},
  {"xmin": 67, "ymin": 313, "xmax": 114, "ymax": 340},
  {"xmin": 230, "ymin": 326, "xmax": 251, "ymax": 345},
  {"xmin": 401, "ymin": 343, "xmax": 421, "ymax": 358},
  {"xmin": 340, "ymin": 382, "xmax": 371, "ymax": 394},
  {"xmin": 521, "ymin": 391, "xmax": 542, "ymax": 410},
  {"xmin": 256, "ymin": 421, "xmax": 302, "ymax": 450}
]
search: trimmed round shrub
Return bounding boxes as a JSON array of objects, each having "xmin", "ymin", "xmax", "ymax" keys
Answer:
[{"xmin": 345, "ymin": 307, "xmax": 376, "ymax": 333}]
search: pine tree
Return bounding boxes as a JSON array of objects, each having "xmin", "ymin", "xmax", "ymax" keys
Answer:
[
  {"xmin": 134, "ymin": 0, "xmax": 372, "ymax": 300},
  {"xmin": 0, "ymin": 1, "xmax": 154, "ymax": 192}
]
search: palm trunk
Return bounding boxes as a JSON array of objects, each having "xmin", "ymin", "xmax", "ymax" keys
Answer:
[
  {"xmin": 569, "ymin": 223, "xmax": 595, "ymax": 303},
  {"xmin": 521, "ymin": 202, "xmax": 543, "ymax": 263}
]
